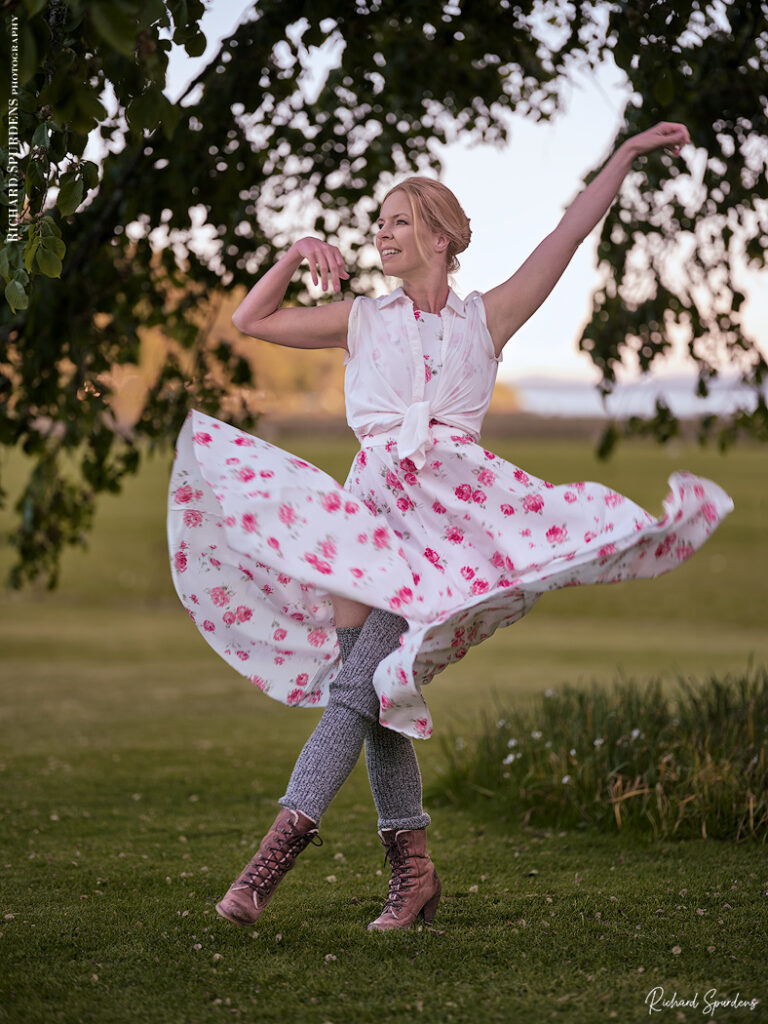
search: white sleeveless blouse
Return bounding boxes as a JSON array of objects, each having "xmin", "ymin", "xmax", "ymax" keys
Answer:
[{"xmin": 344, "ymin": 287, "xmax": 501, "ymax": 468}]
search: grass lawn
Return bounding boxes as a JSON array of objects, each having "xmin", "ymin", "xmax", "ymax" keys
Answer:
[{"xmin": 1, "ymin": 433, "xmax": 766, "ymax": 1023}]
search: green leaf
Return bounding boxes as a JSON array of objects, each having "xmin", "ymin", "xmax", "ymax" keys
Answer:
[
  {"xmin": 22, "ymin": 0, "xmax": 49, "ymax": 14},
  {"xmin": 24, "ymin": 239, "xmax": 40, "ymax": 272},
  {"xmin": 5, "ymin": 279, "xmax": 28, "ymax": 312},
  {"xmin": 35, "ymin": 248, "xmax": 63, "ymax": 277},
  {"xmin": 0, "ymin": 247, "xmax": 10, "ymax": 281},
  {"xmin": 81, "ymin": 160, "xmax": 100, "ymax": 190},
  {"xmin": 183, "ymin": 31, "xmax": 207, "ymax": 58},
  {"xmin": 89, "ymin": 2, "xmax": 139, "ymax": 57},
  {"xmin": 41, "ymin": 235, "xmax": 66, "ymax": 259},
  {"xmin": 57, "ymin": 177, "xmax": 84, "ymax": 216},
  {"xmin": 31, "ymin": 122, "xmax": 51, "ymax": 148}
]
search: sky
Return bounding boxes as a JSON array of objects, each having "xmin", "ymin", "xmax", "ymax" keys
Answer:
[{"xmin": 163, "ymin": 1, "xmax": 767, "ymax": 386}]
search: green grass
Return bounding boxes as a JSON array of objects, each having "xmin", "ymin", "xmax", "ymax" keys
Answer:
[{"xmin": 1, "ymin": 435, "xmax": 767, "ymax": 1023}]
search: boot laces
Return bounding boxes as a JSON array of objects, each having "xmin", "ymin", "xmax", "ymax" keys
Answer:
[
  {"xmin": 381, "ymin": 837, "xmax": 416, "ymax": 912},
  {"xmin": 244, "ymin": 825, "xmax": 322, "ymax": 897}
]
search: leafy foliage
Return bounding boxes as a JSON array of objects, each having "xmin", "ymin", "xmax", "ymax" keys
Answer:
[{"xmin": 1, "ymin": 0, "xmax": 767, "ymax": 586}]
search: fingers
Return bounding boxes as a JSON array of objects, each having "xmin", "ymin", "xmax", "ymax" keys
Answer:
[{"xmin": 298, "ymin": 238, "xmax": 349, "ymax": 292}]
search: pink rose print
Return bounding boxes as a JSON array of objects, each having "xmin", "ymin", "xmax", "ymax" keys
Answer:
[
  {"xmin": 295, "ymin": 673, "xmax": 309, "ymax": 687},
  {"xmin": 564, "ymin": 491, "xmax": 577, "ymax": 504},
  {"xmin": 273, "ymin": 628, "xmax": 287, "ymax": 641},
  {"xmin": 514, "ymin": 469, "xmax": 530, "ymax": 486},
  {"xmin": 277, "ymin": 573, "xmax": 291, "ymax": 584},
  {"xmin": 209, "ymin": 557, "xmax": 221, "ymax": 568},
  {"xmin": 344, "ymin": 501, "xmax": 359, "ymax": 514},
  {"xmin": 210, "ymin": 586, "xmax": 230, "ymax": 607},
  {"xmin": 389, "ymin": 596, "xmax": 402, "ymax": 610},
  {"xmin": 471, "ymin": 578, "xmax": 489, "ymax": 595},
  {"xmin": 236, "ymin": 650, "xmax": 250, "ymax": 661},
  {"xmin": 546, "ymin": 525, "xmax": 568, "ymax": 544},
  {"xmin": 396, "ymin": 667, "xmax": 408, "ymax": 686},
  {"xmin": 446, "ymin": 526, "xmax": 464, "ymax": 544},
  {"xmin": 694, "ymin": 483, "xmax": 705, "ymax": 499},
  {"xmin": 223, "ymin": 611, "xmax": 236, "ymax": 625},
  {"xmin": 320, "ymin": 539, "xmax": 337, "ymax": 560},
  {"xmin": 350, "ymin": 567, "xmax": 364, "ymax": 578},
  {"xmin": 676, "ymin": 542, "xmax": 694, "ymax": 560},
  {"xmin": 357, "ymin": 533, "xmax": 368, "ymax": 544},
  {"xmin": 356, "ymin": 451, "xmax": 367, "ymax": 467},
  {"xmin": 701, "ymin": 502, "xmax": 718, "ymax": 524},
  {"xmin": 321, "ymin": 492, "xmax": 342, "ymax": 513},
  {"xmin": 584, "ymin": 531, "xmax": 597, "ymax": 543},
  {"xmin": 307, "ymin": 629, "xmax": 328, "ymax": 648},
  {"xmin": 260, "ymin": 470, "xmax": 274, "ymax": 479},
  {"xmin": 174, "ymin": 551, "xmax": 187, "ymax": 573},
  {"xmin": 174, "ymin": 484, "xmax": 194, "ymax": 504},
  {"xmin": 226, "ymin": 457, "xmax": 240, "ymax": 465},
  {"xmin": 604, "ymin": 491, "xmax": 625, "ymax": 508},
  {"xmin": 414, "ymin": 718, "xmax": 431, "ymax": 738},
  {"xmin": 192, "ymin": 432, "xmax": 213, "ymax": 446},
  {"xmin": 233, "ymin": 436, "xmax": 255, "ymax": 447},
  {"xmin": 491, "ymin": 551, "xmax": 505, "ymax": 568},
  {"xmin": 203, "ymin": 620, "xmax": 215, "ymax": 632},
  {"xmin": 400, "ymin": 457, "xmax": 417, "ymax": 474},
  {"xmin": 433, "ymin": 501, "xmax": 447, "ymax": 514},
  {"xmin": 386, "ymin": 471, "xmax": 403, "ymax": 490},
  {"xmin": 455, "ymin": 484, "xmax": 472, "ymax": 502},
  {"xmin": 183, "ymin": 510, "xmax": 203, "ymax": 528},
  {"xmin": 477, "ymin": 468, "xmax": 495, "ymax": 486},
  {"xmin": 373, "ymin": 527, "xmax": 390, "ymax": 549},
  {"xmin": 472, "ymin": 489, "xmax": 486, "ymax": 504},
  {"xmin": 397, "ymin": 496, "xmax": 414, "ymax": 512},
  {"xmin": 404, "ymin": 472, "xmax": 418, "ymax": 486},
  {"xmin": 655, "ymin": 534, "xmax": 677, "ymax": 559},
  {"xmin": 305, "ymin": 553, "xmax": 332, "ymax": 574},
  {"xmin": 237, "ymin": 467, "xmax": 256, "ymax": 482},
  {"xmin": 397, "ymin": 586, "xmax": 413, "ymax": 604},
  {"xmin": 286, "ymin": 688, "xmax": 304, "ymax": 706},
  {"xmin": 522, "ymin": 494, "xmax": 544, "ymax": 514},
  {"xmin": 424, "ymin": 548, "xmax": 444, "ymax": 571},
  {"xmin": 236, "ymin": 606, "xmax": 252, "ymax": 623},
  {"xmin": 267, "ymin": 537, "xmax": 280, "ymax": 550},
  {"xmin": 460, "ymin": 566, "xmax": 475, "ymax": 580},
  {"xmin": 381, "ymin": 694, "xmax": 395, "ymax": 710},
  {"xmin": 598, "ymin": 543, "xmax": 616, "ymax": 557},
  {"xmin": 279, "ymin": 504, "xmax": 296, "ymax": 525},
  {"xmin": 239, "ymin": 564, "xmax": 254, "ymax": 581},
  {"xmin": 500, "ymin": 504, "xmax": 515, "ymax": 516},
  {"xmin": 241, "ymin": 513, "xmax": 257, "ymax": 533}
]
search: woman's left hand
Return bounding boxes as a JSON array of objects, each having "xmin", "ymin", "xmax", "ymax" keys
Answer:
[{"xmin": 627, "ymin": 121, "xmax": 691, "ymax": 158}]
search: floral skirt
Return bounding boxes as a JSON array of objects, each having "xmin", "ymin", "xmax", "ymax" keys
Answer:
[{"xmin": 167, "ymin": 410, "xmax": 733, "ymax": 738}]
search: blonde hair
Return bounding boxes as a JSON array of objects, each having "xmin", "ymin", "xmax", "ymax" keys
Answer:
[{"xmin": 381, "ymin": 177, "xmax": 471, "ymax": 273}]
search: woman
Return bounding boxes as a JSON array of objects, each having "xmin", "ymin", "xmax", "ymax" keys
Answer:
[{"xmin": 168, "ymin": 122, "xmax": 733, "ymax": 931}]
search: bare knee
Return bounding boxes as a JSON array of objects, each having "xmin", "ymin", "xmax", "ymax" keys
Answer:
[{"xmin": 332, "ymin": 595, "xmax": 372, "ymax": 628}]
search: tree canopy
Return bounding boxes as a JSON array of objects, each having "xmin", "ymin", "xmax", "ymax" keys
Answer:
[{"xmin": 1, "ymin": 0, "xmax": 767, "ymax": 587}]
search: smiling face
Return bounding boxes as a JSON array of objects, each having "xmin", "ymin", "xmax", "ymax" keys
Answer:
[{"xmin": 375, "ymin": 190, "xmax": 446, "ymax": 278}]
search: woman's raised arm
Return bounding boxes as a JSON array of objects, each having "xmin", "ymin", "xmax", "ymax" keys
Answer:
[
  {"xmin": 232, "ymin": 237, "xmax": 353, "ymax": 350},
  {"xmin": 482, "ymin": 122, "xmax": 691, "ymax": 356}
]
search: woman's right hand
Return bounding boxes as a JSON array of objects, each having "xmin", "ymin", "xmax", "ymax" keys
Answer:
[{"xmin": 290, "ymin": 237, "xmax": 350, "ymax": 293}]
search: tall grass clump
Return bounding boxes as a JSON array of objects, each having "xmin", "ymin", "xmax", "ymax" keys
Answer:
[{"xmin": 431, "ymin": 665, "xmax": 768, "ymax": 841}]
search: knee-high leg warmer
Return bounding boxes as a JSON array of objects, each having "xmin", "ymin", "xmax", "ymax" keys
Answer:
[
  {"xmin": 311, "ymin": 617, "xmax": 430, "ymax": 832},
  {"xmin": 279, "ymin": 608, "xmax": 410, "ymax": 825}
]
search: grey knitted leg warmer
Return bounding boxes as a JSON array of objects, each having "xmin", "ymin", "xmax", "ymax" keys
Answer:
[
  {"xmin": 339, "ymin": 622, "xmax": 431, "ymax": 832},
  {"xmin": 278, "ymin": 608, "xmax": 408, "ymax": 825}
]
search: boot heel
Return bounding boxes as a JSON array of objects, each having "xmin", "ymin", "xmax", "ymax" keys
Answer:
[{"xmin": 419, "ymin": 882, "xmax": 442, "ymax": 924}]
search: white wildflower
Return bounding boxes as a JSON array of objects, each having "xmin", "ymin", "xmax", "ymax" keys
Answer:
[
  {"xmin": 630, "ymin": 728, "xmax": 641, "ymax": 741},
  {"xmin": 502, "ymin": 753, "xmax": 517, "ymax": 765},
  {"xmin": 545, "ymin": 689, "xmax": 556, "ymax": 698},
  {"xmin": 507, "ymin": 738, "xmax": 518, "ymax": 748},
  {"xmin": 562, "ymin": 775, "xmax": 571, "ymax": 784},
  {"xmin": 569, "ymin": 748, "xmax": 577, "ymax": 757},
  {"xmin": 593, "ymin": 737, "xmax": 604, "ymax": 748},
  {"xmin": 496, "ymin": 719, "xmax": 507, "ymax": 728},
  {"xmin": 531, "ymin": 730, "xmax": 542, "ymax": 740}
]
